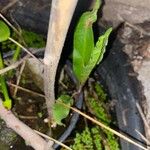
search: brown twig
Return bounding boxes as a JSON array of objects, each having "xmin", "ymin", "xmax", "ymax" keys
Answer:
[
  {"xmin": 8, "ymin": 37, "xmax": 43, "ymax": 64},
  {"xmin": 1, "ymin": 0, "xmax": 18, "ymax": 13},
  {"xmin": 0, "ymin": 13, "xmax": 19, "ymax": 34},
  {"xmin": 125, "ymin": 22, "xmax": 150, "ymax": 36},
  {"xmin": 60, "ymin": 102, "xmax": 148, "ymax": 150},
  {"xmin": 135, "ymin": 129, "xmax": 150, "ymax": 145},
  {"xmin": 136, "ymin": 102, "xmax": 150, "ymax": 135},
  {"xmin": 8, "ymin": 82, "xmax": 45, "ymax": 98},
  {"xmin": 0, "ymin": 55, "xmax": 29, "ymax": 75},
  {"xmin": 34, "ymin": 130, "xmax": 72, "ymax": 150},
  {"xmin": 0, "ymin": 100, "xmax": 53, "ymax": 150},
  {"xmin": 13, "ymin": 61, "xmax": 26, "ymax": 97},
  {"xmin": 18, "ymin": 115, "xmax": 38, "ymax": 120}
]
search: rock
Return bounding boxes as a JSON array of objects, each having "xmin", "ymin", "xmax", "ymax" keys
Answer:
[
  {"xmin": 101, "ymin": 0, "xmax": 150, "ymax": 27},
  {"xmin": 0, "ymin": 119, "xmax": 17, "ymax": 149}
]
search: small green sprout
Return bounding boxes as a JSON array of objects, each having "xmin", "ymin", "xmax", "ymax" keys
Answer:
[{"xmin": 0, "ymin": 20, "xmax": 12, "ymax": 109}]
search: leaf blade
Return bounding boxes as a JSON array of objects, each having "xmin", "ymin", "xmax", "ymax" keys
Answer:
[
  {"xmin": 75, "ymin": 28, "xmax": 112, "ymax": 85},
  {"xmin": 0, "ymin": 20, "xmax": 10, "ymax": 42},
  {"xmin": 52, "ymin": 95, "xmax": 73, "ymax": 126},
  {"xmin": 73, "ymin": 0, "xmax": 100, "ymax": 85}
]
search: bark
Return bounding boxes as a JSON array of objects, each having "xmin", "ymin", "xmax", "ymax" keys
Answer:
[
  {"xmin": 44, "ymin": 0, "xmax": 78, "ymax": 119},
  {"xmin": 0, "ymin": 100, "xmax": 53, "ymax": 150}
]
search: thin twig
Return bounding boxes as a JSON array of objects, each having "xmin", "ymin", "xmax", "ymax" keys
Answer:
[
  {"xmin": 0, "ymin": 55, "xmax": 29, "ymax": 75},
  {"xmin": 1, "ymin": 0, "xmax": 18, "ymax": 13},
  {"xmin": 125, "ymin": 22, "xmax": 150, "ymax": 36},
  {"xmin": 0, "ymin": 13, "xmax": 19, "ymax": 34},
  {"xmin": 0, "ymin": 13, "xmax": 26, "ymax": 46},
  {"xmin": 13, "ymin": 61, "xmax": 26, "ymax": 97},
  {"xmin": 0, "ymin": 100, "xmax": 53, "ymax": 150},
  {"xmin": 136, "ymin": 103, "xmax": 150, "ymax": 134},
  {"xmin": 7, "ymin": 82, "xmax": 45, "ymax": 98},
  {"xmin": 9, "ymin": 12, "xmax": 27, "ymax": 46},
  {"xmin": 60, "ymin": 102, "xmax": 148, "ymax": 150},
  {"xmin": 34, "ymin": 130, "xmax": 72, "ymax": 150},
  {"xmin": 135, "ymin": 129, "xmax": 150, "ymax": 145},
  {"xmin": 8, "ymin": 37, "xmax": 43, "ymax": 64},
  {"xmin": 18, "ymin": 115, "xmax": 38, "ymax": 120}
]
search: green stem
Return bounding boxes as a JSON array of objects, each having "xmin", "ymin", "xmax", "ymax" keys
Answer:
[
  {"xmin": 0, "ymin": 75, "xmax": 10, "ymax": 100},
  {"xmin": 12, "ymin": 45, "xmax": 21, "ymax": 61},
  {"xmin": 0, "ymin": 50, "xmax": 4, "ymax": 68},
  {"xmin": 8, "ymin": 45, "xmax": 21, "ymax": 77},
  {"xmin": 0, "ymin": 51, "xmax": 12, "ymax": 109}
]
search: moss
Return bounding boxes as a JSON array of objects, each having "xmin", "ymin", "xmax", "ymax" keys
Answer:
[
  {"xmin": 71, "ymin": 82, "xmax": 119, "ymax": 150},
  {"xmin": 106, "ymin": 131, "xmax": 120, "ymax": 150},
  {"xmin": 22, "ymin": 30, "xmax": 45, "ymax": 48},
  {"xmin": 1, "ymin": 29, "xmax": 45, "ymax": 53},
  {"xmin": 72, "ymin": 127, "xmax": 94, "ymax": 150},
  {"xmin": 87, "ymin": 97, "xmax": 110, "ymax": 125},
  {"xmin": 91, "ymin": 126, "xmax": 102, "ymax": 150},
  {"xmin": 94, "ymin": 83, "xmax": 107, "ymax": 102}
]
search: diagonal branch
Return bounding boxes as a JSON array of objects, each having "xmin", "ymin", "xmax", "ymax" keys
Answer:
[{"xmin": 0, "ymin": 99, "xmax": 53, "ymax": 150}]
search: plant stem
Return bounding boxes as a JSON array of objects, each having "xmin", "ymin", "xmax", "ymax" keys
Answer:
[
  {"xmin": 44, "ymin": 0, "xmax": 78, "ymax": 119},
  {"xmin": 13, "ymin": 45, "xmax": 21, "ymax": 61},
  {"xmin": 0, "ymin": 100, "xmax": 53, "ymax": 150},
  {"xmin": 0, "ymin": 52, "xmax": 10, "ymax": 100}
]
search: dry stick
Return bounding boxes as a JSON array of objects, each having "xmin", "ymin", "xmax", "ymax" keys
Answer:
[
  {"xmin": 8, "ymin": 82, "xmax": 45, "ymax": 98},
  {"xmin": 35, "ymin": 130, "xmax": 72, "ymax": 150},
  {"xmin": 135, "ymin": 129, "xmax": 150, "ymax": 145},
  {"xmin": 136, "ymin": 102, "xmax": 150, "ymax": 145},
  {"xmin": 8, "ymin": 37, "xmax": 43, "ymax": 64},
  {"xmin": 125, "ymin": 22, "xmax": 150, "ymax": 36},
  {"xmin": 13, "ymin": 61, "xmax": 26, "ymax": 97},
  {"xmin": 0, "ymin": 100, "xmax": 53, "ymax": 150},
  {"xmin": 0, "ymin": 13, "xmax": 19, "ymax": 35},
  {"xmin": 18, "ymin": 115, "xmax": 38, "ymax": 120},
  {"xmin": 60, "ymin": 103, "xmax": 148, "ymax": 150},
  {"xmin": 136, "ymin": 102, "xmax": 150, "ymax": 132},
  {"xmin": 44, "ymin": 0, "xmax": 78, "ymax": 119},
  {"xmin": 0, "ymin": 55, "xmax": 29, "ymax": 75},
  {"xmin": 0, "ymin": 13, "xmax": 26, "ymax": 46},
  {"xmin": 1, "ymin": 0, "xmax": 18, "ymax": 12},
  {"xmin": 0, "ymin": 48, "xmax": 45, "ymax": 75}
]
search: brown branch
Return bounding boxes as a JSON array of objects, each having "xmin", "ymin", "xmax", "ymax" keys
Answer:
[
  {"xmin": 13, "ymin": 61, "xmax": 26, "ymax": 96},
  {"xmin": 34, "ymin": 130, "xmax": 72, "ymax": 150},
  {"xmin": 0, "ymin": 100, "xmax": 53, "ymax": 150},
  {"xmin": 44, "ymin": 0, "xmax": 78, "ymax": 119},
  {"xmin": 7, "ymin": 82, "xmax": 45, "ymax": 98},
  {"xmin": 1, "ymin": 0, "xmax": 18, "ymax": 13},
  {"xmin": 0, "ymin": 55, "xmax": 28, "ymax": 75}
]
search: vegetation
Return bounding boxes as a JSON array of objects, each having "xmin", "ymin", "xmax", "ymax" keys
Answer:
[
  {"xmin": 71, "ymin": 83, "xmax": 119, "ymax": 150},
  {"xmin": 0, "ymin": 0, "xmax": 147, "ymax": 149},
  {"xmin": 0, "ymin": 0, "xmax": 116, "ymax": 149},
  {"xmin": 53, "ymin": 0, "xmax": 112, "ymax": 127}
]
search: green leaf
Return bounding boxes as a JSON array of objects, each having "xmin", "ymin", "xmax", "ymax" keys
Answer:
[
  {"xmin": 79, "ymin": 28, "xmax": 112, "ymax": 83},
  {"xmin": 94, "ymin": 28, "xmax": 112, "ymax": 65},
  {"xmin": 52, "ymin": 95, "xmax": 73, "ymax": 126},
  {"xmin": 0, "ymin": 20, "xmax": 10, "ymax": 42},
  {"xmin": 73, "ymin": 0, "xmax": 112, "ymax": 85},
  {"xmin": 73, "ymin": 0, "xmax": 100, "ymax": 85}
]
